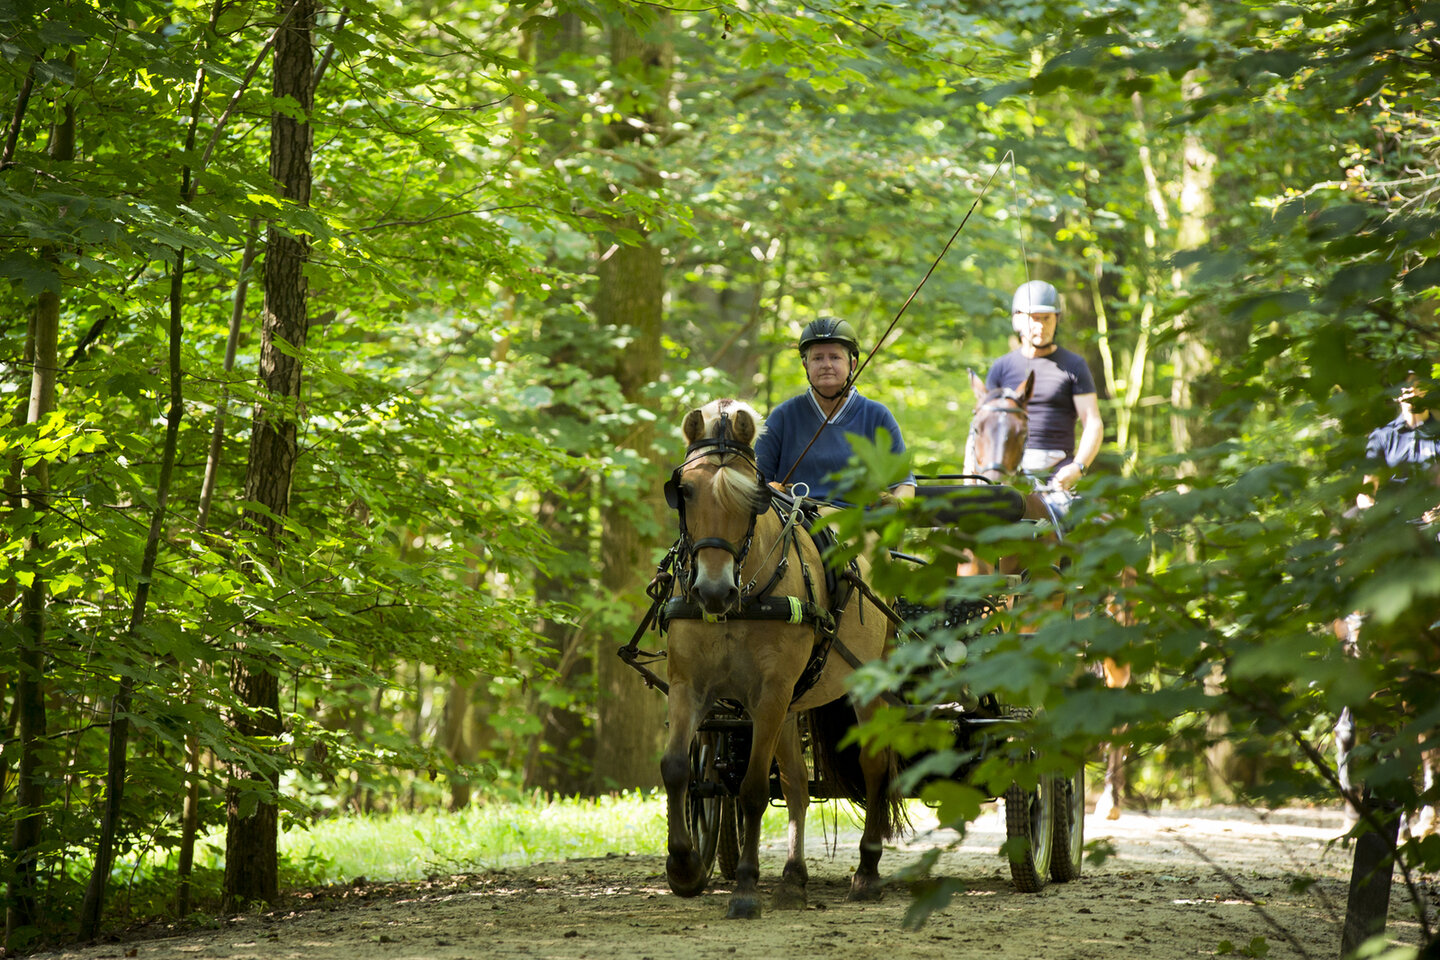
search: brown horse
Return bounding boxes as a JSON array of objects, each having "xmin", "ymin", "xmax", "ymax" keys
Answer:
[
  {"xmin": 659, "ymin": 398, "xmax": 906, "ymax": 918},
  {"xmin": 961, "ymin": 368, "xmax": 1133, "ymax": 820}
]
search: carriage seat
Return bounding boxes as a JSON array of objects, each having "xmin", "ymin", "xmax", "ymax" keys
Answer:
[{"xmin": 913, "ymin": 483, "xmax": 1026, "ymax": 529}]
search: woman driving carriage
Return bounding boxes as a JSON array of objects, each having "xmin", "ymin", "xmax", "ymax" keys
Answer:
[{"xmin": 755, "ymin": 317, "xmax": 915, "ymax": 506}]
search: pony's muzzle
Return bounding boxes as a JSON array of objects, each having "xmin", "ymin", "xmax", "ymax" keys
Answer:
[{"xmin": 690, "ymin": 553, "xmax": 740, "ymax": 616}]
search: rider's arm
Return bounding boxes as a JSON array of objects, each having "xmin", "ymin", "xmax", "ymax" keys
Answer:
[{"xmin": 1054, "ymin": 393, "xmax": 1104, "ymax": 491}]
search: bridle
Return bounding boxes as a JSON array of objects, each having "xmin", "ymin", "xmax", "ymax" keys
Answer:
[
  {"xmin": 969, "ymin": 389, "xmax": 1030, "ymax": 479},
  {"xmin": 663, "ymin": 417, "xmax": 773, "ymax": 601}
]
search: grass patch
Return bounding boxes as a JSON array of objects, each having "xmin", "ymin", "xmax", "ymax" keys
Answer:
[{"xmin": 277, "ymin": 788, "xmax": 800, "ymax": 884}]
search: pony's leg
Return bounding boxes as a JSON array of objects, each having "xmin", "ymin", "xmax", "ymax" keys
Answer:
[
  {"xmin": 848, "ymin": 701, "xmax": 896, "ymax": 902},
  {"xmin": 771, "ymin": 717, "xmax": 809, "ymax": 910},
  {"xmin": 727, "ymin": 697, "xmax": 789, "ymax": 920},
  {"xmin": 1094, "ymin": 738, "xmax": 1127, "ymax": 821},
  {"xmin": 1094, "ymin": 657, "xmax": 1131, "ymax": 821},
  {"xmin": 1335, "ymin": 706, "xmax": 1360, "ymax": 828},
  {"xmin": 660, "ymin": 684, "xmax": 709, "ymax": 898},
  {"xmin": 1333, "ymin": 614, "xmax": 1362, "ymax": 829},
  {"xmin": 1414, "ymin": 744, "xmax": 1438, "ymax": 838}
]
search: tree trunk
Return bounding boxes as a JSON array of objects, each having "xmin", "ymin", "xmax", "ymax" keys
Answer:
[
  {"xmin": 224, "ymin": 0, "xmax": 313, "ymax": 910},
  {"xmin": 520, "ymin": 9, "xmax": 598, "ymax": 798},
  {"xmin": 5, "ymin": 90, "xmax": 71, "ymax": 955},
  {"xmin": 78, "ymin": 244, "xmax": 189, "ymax": 937},
  {"xmin": 1167, "ymin": 15, "xmax": 1219, "ymax": 469},
  {"xmin": 183, "ymin": 222, "xmax": 258, "ymax": 916},
  {"xmin": 590, "ymin": 20, "xmax": 671, "ymax": 792}
]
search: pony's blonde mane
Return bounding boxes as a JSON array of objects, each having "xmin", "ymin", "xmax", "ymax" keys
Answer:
[{"xmin": 708, "ymin": 459, "xmax": 763, "ymax": 515}]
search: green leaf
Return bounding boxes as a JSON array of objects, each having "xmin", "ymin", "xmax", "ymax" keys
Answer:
[{"xmin": 0, "ymin": 253, "xmax": 61, "ymax": 296}]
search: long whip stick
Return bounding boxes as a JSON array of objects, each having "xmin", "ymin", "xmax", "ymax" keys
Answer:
[{"xmin": 779, "ymin": 154, "xmax": 1013, "ymax": 486}]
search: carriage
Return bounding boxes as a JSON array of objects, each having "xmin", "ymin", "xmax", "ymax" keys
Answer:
[{"xmin": 617, "ymin": 393, "xmax": 1090, "ymax": 915}]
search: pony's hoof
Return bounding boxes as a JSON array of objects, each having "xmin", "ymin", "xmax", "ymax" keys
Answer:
[
  {"xmin": 1094, "ymin": 791, "xmax": 1121, "ymax": 821},
  {"xmin": 726, "ymin": 894, "xmax": 762, "ymax": 919},
  {"xmin": 772, "ymin": 881, "xmax": 807, "ymax": 911},
  {"xmin": 847, "ymin": 876, "xmax": 884, "ymax": 902},
  {"xmin": 666, "ymin": 851, "xmax": 706, "ymax": 898}
]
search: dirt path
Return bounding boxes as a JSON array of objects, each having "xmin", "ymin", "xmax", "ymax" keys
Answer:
[{"xmin": 35, "ymin": 806, "xmax": 1435, "ymax": 960}]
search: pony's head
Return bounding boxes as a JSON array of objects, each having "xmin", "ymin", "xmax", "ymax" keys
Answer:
[
  {"xmin": 965, "ymin": 369, "xmax": 1033, "ymax": 484},
  {"xmin": 667, "ymin": 399, "xmax": 770, "ymax": 615}
]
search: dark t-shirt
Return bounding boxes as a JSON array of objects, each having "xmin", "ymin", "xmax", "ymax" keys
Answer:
[
  {"xmin": 985, "ymin": 347, "xmax": 1097, "ymax": 455},
  {"xmin": 1365, "ymin": 414, "xmax": 1440, "ymax": 474}
]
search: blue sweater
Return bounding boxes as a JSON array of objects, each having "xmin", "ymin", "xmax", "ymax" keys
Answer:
[{"xmin": 755, "ymin": 389, "xmax": 913, "ymax": 503}]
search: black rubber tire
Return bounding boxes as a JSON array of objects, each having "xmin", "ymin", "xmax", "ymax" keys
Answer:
[
  {"xmin": 1004, "ymin": 777, "xmax": 1056, "ymax": 893},
  {"xmin": 716, "ymin": 798, "xmax": 740, "ymax": 881},
  {"xmin": 687, "ymin": 733, "xmax": 722, "ymax": 879},
  {"xmin": 1049, "ymin": 767, "xmax": 1084, "ymax": 882}
]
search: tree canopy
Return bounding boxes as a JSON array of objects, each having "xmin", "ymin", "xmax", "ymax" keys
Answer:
[{"xmin": 2, "ymin": 0, "xmax": 1436, "ymax": 949}]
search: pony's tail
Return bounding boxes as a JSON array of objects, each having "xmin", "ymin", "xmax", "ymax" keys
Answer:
[{"xmin": 807, "ymin": 699, "xmax": 911, "ymax": 839}]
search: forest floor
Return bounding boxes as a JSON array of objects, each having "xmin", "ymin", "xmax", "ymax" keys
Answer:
[{"xmin": 34, "ymin": 804, "xmax": 1437, "ymax": 960}]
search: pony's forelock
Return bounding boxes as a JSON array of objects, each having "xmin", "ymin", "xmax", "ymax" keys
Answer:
[{"xmin": 709, "ymin": 461, "xmax": 764, "ymax": 515}]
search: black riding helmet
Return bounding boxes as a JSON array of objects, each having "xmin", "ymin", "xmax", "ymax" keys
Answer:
[
  {"xmin": 798, "ymin": 317, "xmax": 859, "ymax": 402},
  {"xmin": 797, "ymin": 317, "xmax": 860, "ymax": 360}
]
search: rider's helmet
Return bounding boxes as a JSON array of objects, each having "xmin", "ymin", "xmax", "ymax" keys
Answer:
[
  {"xmin": 1011, "ymin": 280, "xmax": 1061, "ymax": 337},
  {"xmin": 798, "ymin": 317, "xmax": 861, "ymax": 361}
]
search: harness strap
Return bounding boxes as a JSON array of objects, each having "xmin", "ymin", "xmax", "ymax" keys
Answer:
[{"xmin": 660, "ymin": 595, "xmax": 835, "ymax": 633}]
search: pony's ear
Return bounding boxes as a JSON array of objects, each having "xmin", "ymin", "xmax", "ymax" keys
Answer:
[
  {"xmin": 731, "ymin": 408, "xmax": 758, "ymax": 448},
  {"xmin": 1018, "ymin": 371, "xmax": 1035, "ymax": 405},
  {"xmin": 969, "ymin": 369, "xmax": 987, "ymax": 402},
  {"xmin": 682, "ymin": 408, "xmax": 706, "ymax": 445}
]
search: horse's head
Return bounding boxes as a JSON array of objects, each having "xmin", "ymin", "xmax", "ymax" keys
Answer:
[
  {"xmin": 666, "ymin": 398, "xmax": 770, "ymax": 616},
  {"xmin": 966, "ymin": 369, "xmax": 1033, "ymax": 483}
]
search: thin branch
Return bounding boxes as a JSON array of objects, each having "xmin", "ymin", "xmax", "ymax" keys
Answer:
[
  {"xmin": 197, "ymin": 1, "xmax": 304, "ymax": 173},
  {"xmin": 1, "ymin": 52, "xmax": 40, "ymax": 169},
  {"xmin": 313, "ymin": 6, "xmax": 349, "ymax": 90}
]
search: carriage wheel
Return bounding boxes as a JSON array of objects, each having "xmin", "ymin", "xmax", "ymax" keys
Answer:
[
  {"xmin": 1049, "ymin": 766, "xmax": 1084, "ymax": 882},
  {"xmin": 716, "ymin": 798, "xmax": 740, "ymax": 881},
  {"xmin": 687, "ymin": 732, "xmax": 723, "ymax": 878},
  {"xmin": 1004, "ymin": 775, "xmax": 1056, "ymax": 892}
]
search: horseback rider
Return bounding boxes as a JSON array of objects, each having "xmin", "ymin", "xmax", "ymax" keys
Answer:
[
  {"xmin": 755, "ymin": 317, "xmax": 915, "ymax": 505},
  {"xmin": 1356, "ymin": 372, "xmax": 1440, "ymax": 518},
  {"xmin": 1335, "ymin": 371, "xmax": 1440, "ymax": 834},
  {"xmin": 983, "ymin": 281, "xmax": 1104, "ymax": 498}
]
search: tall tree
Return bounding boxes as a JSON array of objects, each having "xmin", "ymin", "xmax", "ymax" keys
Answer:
[
  {"xmin": 225, "ymin": 0, "xmax": 314, "ymax": 908},
  {"xmin": 5, "ymin": 85, "xmax": 72, "ymax": 954},
  {"xmin": 590, "ymin": 14, "xmax": 672, "ymax": 790}
]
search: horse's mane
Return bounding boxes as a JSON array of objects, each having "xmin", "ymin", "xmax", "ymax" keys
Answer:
[{"xmin": 710, "ymin": 459, "xmax": 764, "ymax": 515}]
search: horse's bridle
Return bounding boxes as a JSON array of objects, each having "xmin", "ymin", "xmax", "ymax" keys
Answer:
[
  {"xmin": 969, "ymin": 390, "xmax": 1030, "ymax": 479},
  {"xmin": 663, "ymin": 421, "xmax": 773, "ymax": 601}
]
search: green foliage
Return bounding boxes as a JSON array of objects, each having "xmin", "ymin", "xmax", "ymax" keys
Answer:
[
  {"xmin": 1217, "ymin": 936, "xmax": 1270, "ymax": 958},
  {"xmin": 4, "ymin": 0, "xmax": 1439, "ymax": 947}
]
